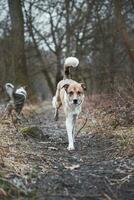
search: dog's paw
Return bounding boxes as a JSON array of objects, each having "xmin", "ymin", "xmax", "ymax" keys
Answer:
[
  {"xmin": 54, "ymin": 116, "xmax": 58, "ymax": 121},
  {"xmin": 67, "ymin": 145, "xmax": 75, "ymax": 151},
  {"xmin": 54, "ymin": 113, "xmax": 59, "ymax": 121}
]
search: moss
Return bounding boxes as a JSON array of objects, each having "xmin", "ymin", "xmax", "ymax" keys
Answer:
[
  {"xmin": 20, "ymin": 126, "xmax": 44, "ymax": 140},
  {"xmin": 111, "ymin": 120, "xmax": 119, "ymax": 129}
]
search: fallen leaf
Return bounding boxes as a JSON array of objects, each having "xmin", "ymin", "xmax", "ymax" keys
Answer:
[
  {"xmin": 64, "ymin": 164, "xmax": 80, "ymax": 170},
  {"xmin": 48, "ymin": 147, "xmax": 58, "ymax": 151}
]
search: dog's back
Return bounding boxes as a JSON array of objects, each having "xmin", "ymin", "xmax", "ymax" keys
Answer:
[{"xmin": 13, "ymin": 87, "xmax": 27, "ymax": 115}]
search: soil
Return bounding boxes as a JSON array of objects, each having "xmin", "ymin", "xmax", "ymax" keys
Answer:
[{"xmin": 0, "ymin": 103, "xmax": 134, "ymax": 200}]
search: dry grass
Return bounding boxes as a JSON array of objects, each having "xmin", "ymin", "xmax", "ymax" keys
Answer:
[
  {"xmin": 81, "ymin": 93, "xmax": 134, "ymax": 157},
  {"xmin": 0, "ymin": 103, "xmax": 48, "ymax": 199}
]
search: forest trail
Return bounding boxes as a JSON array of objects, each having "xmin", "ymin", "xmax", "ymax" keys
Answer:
[{"xmin": 0, "ymin": 102, "xmax": 134, "ymax": 200}]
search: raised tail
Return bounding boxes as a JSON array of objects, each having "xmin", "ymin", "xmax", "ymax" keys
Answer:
[
  {"xmin": 5, "ymin": 83, "xmax": 15, "ymax": 99},
  {"xmin": 64, "ymin": 57, "xmax": 79, "ymax": 79}
]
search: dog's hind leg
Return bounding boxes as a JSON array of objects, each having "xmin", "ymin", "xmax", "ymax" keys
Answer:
[
  {"xmin": 52, "ymin": 95, "xmax": 61, "ymax": 121},
  {"xmin": 72, "ymin": 114, "xmax": 77, "ymax": 142},
  {"xmin": 54, "ymin": 107, "xmax": 59, "ymax": 121}
]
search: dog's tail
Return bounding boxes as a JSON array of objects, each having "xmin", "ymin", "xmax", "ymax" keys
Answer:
[
  {"xmin": 64, "ymin": 57, "xmax": 79, "ymax": 79},
  {"xmin": 5, "ymin": 83, "xmax": 15, "ymax": 99}
]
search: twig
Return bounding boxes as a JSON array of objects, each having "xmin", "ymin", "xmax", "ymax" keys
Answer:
[
  {"xmin": 103, "ymin": 176, "xmax": 119, "ymax": 200},
  {"xmin": 35, "ymin": 193, "xmax": 102, "ymax": 198},
  {"xmin": 76, "ymin": 118, "xmax": 88, "ymax": 136},
  {"xmin": 102, "ymin": 192, "xmax": 113, "ymax": 200},
  {"xmin": 0, "ymin": 177, "xmax": 27, "ymax": 195}
]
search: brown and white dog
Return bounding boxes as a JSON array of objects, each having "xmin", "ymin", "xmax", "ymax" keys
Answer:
[{"xmin": 52, "ymin": 57, "xmax": 86, "ymax": 150}]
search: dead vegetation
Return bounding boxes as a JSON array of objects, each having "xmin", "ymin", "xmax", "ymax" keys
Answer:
[
  {"xmin": 83, "ymin": 90, "xmax": 134, "ymax": 157},
  {"xmin": 0, "ymin": 93, "xmax": 134, "ymax": 199}
]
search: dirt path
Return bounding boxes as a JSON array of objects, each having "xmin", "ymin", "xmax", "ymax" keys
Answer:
[
  {"xmin": 0, "ymin": 103, "xmax": 134, "ymax": 200},
  {"xmin": 27, "ymin": 104, "xmax": 134, "ymax": 200}
]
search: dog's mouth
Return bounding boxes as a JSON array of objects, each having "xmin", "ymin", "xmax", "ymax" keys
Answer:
[{"xmin": 69, "ymin": 99, "xmax": 82, "ymax": 106}]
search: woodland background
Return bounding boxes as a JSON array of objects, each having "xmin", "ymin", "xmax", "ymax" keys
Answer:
[
  {"xmin": 0, "ymin": 1, "xmax": 134, "ymax": 199},
  {"xmin": 0, "ymin": 0, "xmax": 133, "ymax": 101}
]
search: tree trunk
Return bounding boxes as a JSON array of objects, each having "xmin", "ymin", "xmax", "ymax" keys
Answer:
[
  {"xmin": 8, "ymin": 0, "xmax": 27, "ymax": 85},
  {"xmin": 55, "ymin": 52, "xmax": 62, "ymax": 86},
  {"xmin": 65, "ymin": 0, "xmax": 70, "ymax": 57},
  {"xmin": 114, "ymin": 0, "xmax": 134, "ymax": 64}
]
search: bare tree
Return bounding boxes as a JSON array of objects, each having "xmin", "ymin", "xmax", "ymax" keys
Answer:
[
  {"xmin": 24, "ymin": 2, "xmax": 55, "ymax": 97},
  {"xmin": 8, "ymin": 0, "xmax": 27, "ymax": 84},
  {"xmin": 114, "ymin": 0, "xmax": 134, "ymax": 63},
  {"xmin": 0, "ymin": 0, "xmax": 133, "ymax": 99}
]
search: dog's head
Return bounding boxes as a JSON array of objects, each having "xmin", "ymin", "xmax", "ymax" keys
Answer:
[{"xmin": 63, "ymin": 83, "xmax": 86, "ymax": 106}]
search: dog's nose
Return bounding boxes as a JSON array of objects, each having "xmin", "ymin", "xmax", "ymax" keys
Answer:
[{"xmin": 73, "ymin": 99, "xmax": 78, "ymax": 104}]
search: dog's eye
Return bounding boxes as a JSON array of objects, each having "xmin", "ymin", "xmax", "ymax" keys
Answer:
[
  {"xmin": 69, "ymin": 91, "xmax": 73, "ymax": 96},
  {"xmin": 77, "ymin": 91, "xmax": 81, "ymax": 95}
]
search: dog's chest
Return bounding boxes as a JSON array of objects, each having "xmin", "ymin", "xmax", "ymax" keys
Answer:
[{"xmin": 64, "ymin": 104, "xmax": 81, "ymax": 115}]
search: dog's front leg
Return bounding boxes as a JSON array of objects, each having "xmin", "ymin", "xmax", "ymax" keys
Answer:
[{"xmin": 66, "ymin": 115, "xmax": 76, "ymax": 151}]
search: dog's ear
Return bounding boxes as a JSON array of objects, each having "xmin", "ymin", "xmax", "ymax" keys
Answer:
[
  {"xmin": 62, "ymin": 84, "xmax": 70, "ymax": 91},
  {"xmin": 80, "ymin": 83, "xmax": 86, "ymax": 91},
  {"xmin": 23, "ymin": 85, "xmax": 28, "ymax": 90}
]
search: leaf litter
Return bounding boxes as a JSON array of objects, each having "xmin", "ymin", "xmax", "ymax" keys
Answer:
[{"xmin": 0, "ymin": 98, "xmax": 134, "ymax": 200}]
